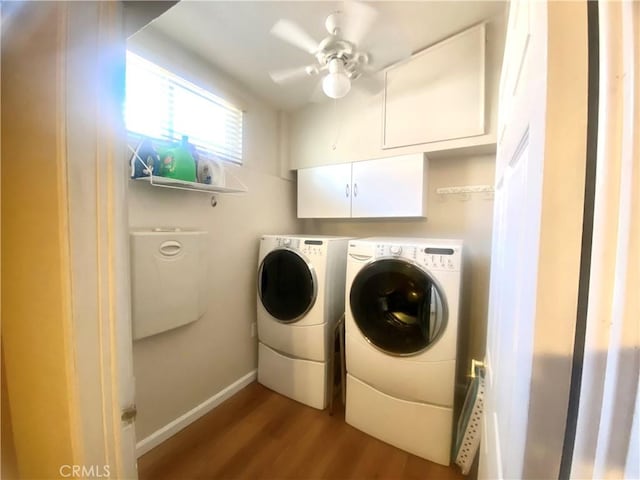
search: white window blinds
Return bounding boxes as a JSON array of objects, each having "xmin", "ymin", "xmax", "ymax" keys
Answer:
[{"xmin": 125, "ymin": 51, "xmax": 243, "ymax": 164}]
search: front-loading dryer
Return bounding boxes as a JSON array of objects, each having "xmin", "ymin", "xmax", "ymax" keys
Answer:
[
  {"xmin": 257, "ymin": 234, "xmax": 351, "ymax": 409},
  {"xmin": 345, "ymin": 237, "xmax": 463, "ymax": 465}
]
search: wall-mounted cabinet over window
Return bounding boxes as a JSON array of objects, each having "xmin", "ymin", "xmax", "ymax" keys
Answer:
[
  {"xmin": 383, "ymin": 23, "xmax": 486, "ymax": 149},
  {"xmin": 297, "ymin": 153, "xmax": 427, "ymax": 219}
]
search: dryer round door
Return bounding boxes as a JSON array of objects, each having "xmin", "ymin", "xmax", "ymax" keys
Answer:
[
  {"xmin": 258, "ymin": 248, "xmax": 317, "ymax": 323},
  {"xmin": 349, "ymin": 258, "xmax": 448, "ymax": 356}
]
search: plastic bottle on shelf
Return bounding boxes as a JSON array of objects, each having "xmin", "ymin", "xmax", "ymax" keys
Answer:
[
  {"xmin": 130, "ymin": 138, "xmax": 161, "ymax": 178},
  {"xmin": 160, "ymin": 136, "xmax": 197, "ymax": 182},
  {"xmin": 197, "ymin": 157, "xmax": 225, "ymax": 186}
]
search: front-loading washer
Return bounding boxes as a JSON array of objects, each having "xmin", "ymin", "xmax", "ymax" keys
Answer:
[
  {"xmin": 344, "ymin": 237, "xmax": 463, "ymax": 465},
  {"xmin": 257, "ymin": 234, "xmax": 351, "ymax": 409}
]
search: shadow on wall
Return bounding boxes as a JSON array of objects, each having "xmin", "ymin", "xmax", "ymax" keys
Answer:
[{"xmin": 123, "ymin": 1, "xmax": 178, "ymax": 37}]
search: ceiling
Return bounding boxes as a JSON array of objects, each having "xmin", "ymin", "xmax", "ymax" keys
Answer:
[{"xmin": 133, "ymin": 1, "xmax": 506, "ymax": 111}]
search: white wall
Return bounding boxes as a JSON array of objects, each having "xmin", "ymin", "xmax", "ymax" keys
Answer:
[{"xmin": 127, "ymin": 28, "xmax": 299, "ymax": 440}]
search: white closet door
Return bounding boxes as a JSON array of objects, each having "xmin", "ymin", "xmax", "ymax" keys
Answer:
[
  {"xmin": 297, "ymin": 163, "xmax": 352, "ymax": 218},
  {"xmin": 480, "ymin": 2, "xmax": 589, "ymax": 479}
]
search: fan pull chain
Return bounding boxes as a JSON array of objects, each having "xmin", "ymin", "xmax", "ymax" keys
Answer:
[{"xmin": 331, "ymin": 98, "xmax": 343, "ymax": 151}]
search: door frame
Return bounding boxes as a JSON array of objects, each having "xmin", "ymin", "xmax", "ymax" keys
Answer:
[
  {"xmin": 1, "ymin": 2, "xmax": 137, "ymax": 478},
  {"xmin": 564, "ymin": 1, "xmax": 640, "ymax": 477},
  {"xmin": 64, "ymin": 2, "xmax": 137, "ymax": 477}
]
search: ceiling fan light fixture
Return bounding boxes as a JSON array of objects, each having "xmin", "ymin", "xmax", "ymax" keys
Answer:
[
  {"xmin": 322, "ymin": 72, "xmax": 351, "ymax": 99},
  {"xmin": 322, "ymin": 58, "xmax": 351, "ymax": 99}
]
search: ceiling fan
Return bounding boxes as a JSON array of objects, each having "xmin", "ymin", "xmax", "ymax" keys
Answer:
[{"xmin": 268, "ymin": 1, "xmax": 409, "ymax": 100}]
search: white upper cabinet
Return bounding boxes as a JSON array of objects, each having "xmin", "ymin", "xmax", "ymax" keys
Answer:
[
  {"xmin": 382, "ymin": 24, "xmax": 486, "ymax": 149},
  {"xmin": 297, "ymin": 163, "xmax": 352, "ymax": 218},
  {"xmin": 350, "ymin": 155, "xmax": 426, "ymax": 218},
  {"xmin": 297, "ymin": 153, "xmax": 427, "ymax": 219}
]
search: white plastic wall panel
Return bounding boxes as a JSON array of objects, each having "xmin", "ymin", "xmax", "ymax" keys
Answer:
[{"xmin": 130, "ymin": 230, "xmax": 207, "ymax": 340}]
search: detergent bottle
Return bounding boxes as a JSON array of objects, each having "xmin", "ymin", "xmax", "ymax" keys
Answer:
[
  {"xmin": 160, "ymin": 136, "xmax": 197, "ymax": 182},
  {"xmin": 130, "ymin": 138, "xmax": 161, "ymax": 178}
]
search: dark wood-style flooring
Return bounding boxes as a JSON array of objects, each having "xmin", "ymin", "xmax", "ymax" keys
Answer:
[{"xmin": 138, "ymin": 382, "xmax": 465, "ymax": 480}]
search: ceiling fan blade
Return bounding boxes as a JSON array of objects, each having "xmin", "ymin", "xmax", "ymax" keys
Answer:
[
  {"xmin": 341, "ymin": 0, "xmax": 379, "ymax": 46},
  {"xmin": 309, "ymin": 80, "xmax": 326, "ymax": 103},
  {"xmin": 270, "ymin": 19, "xmax": 319, "ymax": 55},
  {"xmin": 269, "ymin": 65, "xmax": 313, "ymax": 84}
]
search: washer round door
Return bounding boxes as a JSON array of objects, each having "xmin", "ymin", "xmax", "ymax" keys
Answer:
[
  {"xmin": 349, "ymin": 258, "xmax": 448, "ymax": 356},
  {"xmin": 258, "ymin": 248, "xmax": 317, "ymax": 323}
]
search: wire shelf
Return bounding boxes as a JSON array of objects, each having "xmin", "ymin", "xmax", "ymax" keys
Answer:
[
  {"xmin": 128, "ymin": 138, "xmax": 247, "ymax": 195},
  {"xmin": 133, "ymin": 175, "xmax": 246, "ymax": 194}
]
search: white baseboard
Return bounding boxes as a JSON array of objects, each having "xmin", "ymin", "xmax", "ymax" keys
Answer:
[{"xmin": 135, "ymin": 369, "xmax": 257, "ymax": 457}]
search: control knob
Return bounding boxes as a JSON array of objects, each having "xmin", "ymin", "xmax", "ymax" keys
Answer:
[{"xmin": 390, "ymin": 245, "xmax": 402, "ymax": 256}]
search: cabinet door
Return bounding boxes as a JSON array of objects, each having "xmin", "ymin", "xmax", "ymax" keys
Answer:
[
  {"xmin": 297, "ymin": 163, "xmax": 352, "ymax": 218},
  {"xmin": 351, "ymin": 154, "xmax": 426, "ymax": 218},
  {"xmin": 383, "ymin": 23, "xmax": 486, "ymax": 149}
]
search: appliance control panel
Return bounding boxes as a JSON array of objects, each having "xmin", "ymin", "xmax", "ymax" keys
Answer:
[
  {"xmin": 375, "ymin": 243, "xmax": 461, "ymax": 272},
  {"xmin": 276, "ymin": 237, "xmax": 299, "ymax": 249},
  {"xmin": 300, "ymin": 245, "xmax": 325, "ymax": 257},
  {"xmin": 276, "ymin": 237, "xmax": 326, "ymax": 257},
  {"xmin": 420, "ymin": 247, "xmax": 461, "ymax": 272}
]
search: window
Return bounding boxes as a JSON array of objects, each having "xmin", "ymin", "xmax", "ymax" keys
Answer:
[{"xmin": 125, "ymin": 51, "xmax": 243, "ymax": 164}]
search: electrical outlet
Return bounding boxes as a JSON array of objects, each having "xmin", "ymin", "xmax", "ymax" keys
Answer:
[{"xmin": 251, "ymin": 322, "xmax": 257, "ymax": 338}]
